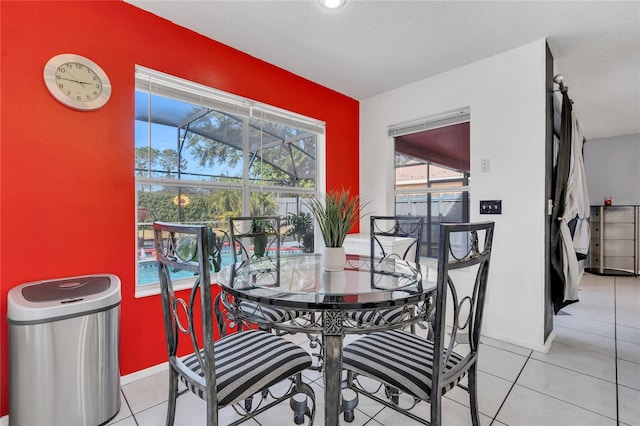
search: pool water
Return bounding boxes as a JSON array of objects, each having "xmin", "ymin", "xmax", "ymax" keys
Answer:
[
  {"xmin": 137, "ymin": 265, "xmax": 196, "ymax": 285},
  {"xmin": 137, "ymin": 247, "xmax": 304, "ymax": 286},
  {"xmin": 137, "ymin": 252, "xmax": 235, "ymax": 286}
]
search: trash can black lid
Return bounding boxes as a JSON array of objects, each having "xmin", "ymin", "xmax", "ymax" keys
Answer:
[
  {"xmin": 7, "ymin": 274, "xmax": 121, "ymax": 323},
  {"xmin": 21, "ymin": 276, "xmax": 112, "ymax": 302}
]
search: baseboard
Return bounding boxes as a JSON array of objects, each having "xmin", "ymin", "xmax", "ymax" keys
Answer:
[
  {"xmin": 541, "ymin": 330, "xmax": 556, "ymax": 353},
  {"xmin": 121, "ymin": 361, "xmax": 169, "ymax": 386},
  {"xmin": 483, "ymin": 330, "xmax": 555, "ymax": 353}
]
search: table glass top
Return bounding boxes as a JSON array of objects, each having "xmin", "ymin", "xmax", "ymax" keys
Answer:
[{"xmin": 217, "ymin": 254, "xmax": 437, "ymax": 310}]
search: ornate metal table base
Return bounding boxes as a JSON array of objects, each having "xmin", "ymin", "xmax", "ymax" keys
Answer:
[{"xmin": 217, "ymin": 291, "xmax": 431, "ymax": 424}]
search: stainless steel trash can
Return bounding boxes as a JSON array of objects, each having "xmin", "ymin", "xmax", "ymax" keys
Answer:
[{"xmin": 7, "ymin": 274, "xmax": 121, "ymax": 426}]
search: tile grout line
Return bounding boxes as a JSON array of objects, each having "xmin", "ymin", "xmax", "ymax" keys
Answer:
[
  {"xmin": 120, "ymin": 389, "xmax": 139, "ymax": 426},
  {"xmin": 513, "ymin": 381, "xmax": 619, "ymax": 422},
  {"xmin": 488, "ymin": 349, "xmax": 533, "ymax": 425}
]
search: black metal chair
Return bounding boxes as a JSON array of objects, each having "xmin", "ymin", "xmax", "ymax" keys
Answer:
[
  {"xmin": 370, "ymin": 215, "xmax": 424, "ymax": 264},
  {"xmin": 153, "ymin": 221, "xmax": 315, "ymax": 426},
  {"xmin": 225, "ymin": 216, "xmax": 325, "ymax": 369},
  {"xmin": 227, "ymin": 216, "xmax": 298, "ymax": 322},
  {"xmin": 347, "ymin": 215, "xmax": 425, "ymax": 328},
  {"xmin": 342, "ymin": 222, "xmax": 495, "ymax": 425}
]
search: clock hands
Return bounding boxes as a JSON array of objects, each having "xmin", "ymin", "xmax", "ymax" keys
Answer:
[
  {"xmin": 58, "ymin": 76, "xmax": 92, "ymax": 86},
  {"xmin": 63, "ymin": 68, "xmax": 96, "ymax": 87}
]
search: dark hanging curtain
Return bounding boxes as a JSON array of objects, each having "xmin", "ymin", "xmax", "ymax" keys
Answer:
[{"xmin": 550, "ymin": 91, "xmax": 572, "ymax": 314}]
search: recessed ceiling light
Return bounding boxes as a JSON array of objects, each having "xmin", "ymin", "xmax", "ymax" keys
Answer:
[{"xmin": 320, "ymin": 0, "xmax": 346, "ymax": 10}]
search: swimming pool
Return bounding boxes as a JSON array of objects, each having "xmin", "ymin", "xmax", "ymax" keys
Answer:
[
  {"xmin": 137, "ymin": 252, "xmax": 235, "ymax": 285},
  {"xmin": 137, "ymin": 247, "xmax": 303, "ymax": 285}
]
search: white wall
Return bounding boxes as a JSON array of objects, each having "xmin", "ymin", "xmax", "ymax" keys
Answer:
[
  {"xmin": 584, "ymin": 133, "xmax": 640, "ymax": 206},
  {"xmin": 360, "ymin": 40, "xmax": 550, "ymax": 351}
]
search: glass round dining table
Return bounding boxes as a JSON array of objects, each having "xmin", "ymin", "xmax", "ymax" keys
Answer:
[{"xmin": 217, "ymin": 253, "xmax": 437, "ymax": 425}]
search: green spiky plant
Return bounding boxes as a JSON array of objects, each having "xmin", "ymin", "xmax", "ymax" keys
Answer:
[{"xmin": 307, "ymin": 189, "xmax": 367, "ymax": 248}]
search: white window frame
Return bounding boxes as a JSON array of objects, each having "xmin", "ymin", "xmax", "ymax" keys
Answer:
[{"xmin": 134, "ymin": 66, "xmax": 325, "ymax": 297}]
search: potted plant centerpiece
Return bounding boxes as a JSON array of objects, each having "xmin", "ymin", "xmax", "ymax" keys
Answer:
[{"xmin": 308, "ymin": 188, "xmax": 367, "ymax": 271}]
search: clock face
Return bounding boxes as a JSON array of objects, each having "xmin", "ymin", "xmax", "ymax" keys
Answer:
[
  {"xmin": 44, "ymin": 54, "xmax": 111, "ymax": 111},
  {"xmin": 55, "ymin": 62, "xmax": 103, "ymax": 102}
]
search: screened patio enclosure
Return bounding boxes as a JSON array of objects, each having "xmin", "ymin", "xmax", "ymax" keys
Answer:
[
  {"xmin": 135, "ymin": 69, "xmax": 322, "ymax": 286},
  {"xmin": 135, "ymin": 94, "xmax": 317, "ymax": 188}
]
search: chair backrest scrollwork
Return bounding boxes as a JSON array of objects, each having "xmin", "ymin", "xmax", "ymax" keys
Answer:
[
  {"xmin": 153, "ymin": 222, "xmax": 218, "ymax": 412},
  {"xmin": 228, "ymin": 216, "xmax": 282, "ymax": 286},
  {"xmin": 370, "ymin": 215, "xmax": 424, "ymax": 264},
  {"xmin": 431, "ymin": 221, "xmax": 494, "ymax": 401}
]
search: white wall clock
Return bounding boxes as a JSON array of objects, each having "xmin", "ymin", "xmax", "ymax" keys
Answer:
[{"xmin": 43, "ymin": 54, "xmax": 112, "ymax": 111}]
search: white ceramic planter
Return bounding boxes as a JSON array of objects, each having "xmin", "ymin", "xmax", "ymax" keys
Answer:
[
  {"xmin": 322, "ymin": 246, "xmax": 346, "ymax": 271},
  {"xmin": 321, "ymin": 270, "xmax": 347, "ymax": 292}
]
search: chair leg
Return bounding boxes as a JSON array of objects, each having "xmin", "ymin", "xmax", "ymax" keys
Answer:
[
  {"xmin": 290, "ymin": 373, "xmax": 315, "ymax": 425},
  {"xmin": 166, "ymin": 368, "xmax": 179, "ymax": 426},
  {"xmin": 384, "ymin": 385, "xmax": 399, "ymax": 406},
  {"xmin": 468, "ymin": 363, "xmax": 481, "ymax": 426},
  {"xmin": 290, "ymin": 393, "xmax": 308, "ymax": 425},
  {"xmin": 341, "ymin": 386, "xmax": 358, "ymax": 423},
  {"xmin": 430, "ymin": 388, "xmax": 442, "ymax": 426},
  {"xmin": 244, "ymin": 395, "xmax": 254, "ymax": 411},
  {"xmin": 341, "ymin": 370, "xmax": 359, "ymax": 423}
]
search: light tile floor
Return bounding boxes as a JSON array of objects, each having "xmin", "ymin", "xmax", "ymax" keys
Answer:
[{"xmin": 109, "ymin": 273, "xmax": 639, "ymax": 425}]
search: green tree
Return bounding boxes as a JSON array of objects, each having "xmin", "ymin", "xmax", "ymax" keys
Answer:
[
  {"xmin": 157, "ymin": 149, "xmax": 187, "ymax": 178},
  {"xmin": 135, "ymin": 147, "xmax": 187, "ymax": 178},
  {"xmin": 186, "ymin": 110, "xmax": 243, "ymax": 169},
  {"xmin": 135, "ymin": 146, "xmax": 160, "ymax": 176},
  {"xmin": 250, "ymin": 192, "xmax": 277, "ymax": 216},
  {"xmin": 209, "ymin": 188, "xmax": 242, "ymax": 220}
]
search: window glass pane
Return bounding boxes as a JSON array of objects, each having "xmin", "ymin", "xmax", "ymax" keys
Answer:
[
  {"xmin": 137, "ymin": 184, "xmax": 241, "ymax": 285},
  {"xmin": 184, "ymin": 110, "xmax": 244, "ymax": 182},
  {"xmin": 249, "ymin": 117, "xmax": 316, "ymax": 189},
  {"xmin": 250, "ymin": 191, "xmax": 315, "ymax": 254},
  {"xmin": 395, "ymin": 135, "xmax": 470, "ymax": 259},
  {"xmin": 395, "ymin": 156, "xmax": 428, "ymax": 191},
  {"xmin": 135, "ymin": 69, "xmax": 319, "ymax": 289},
  {"xmin": 281, "ymin": 193, "xmax": 315, "ymax": 254}
]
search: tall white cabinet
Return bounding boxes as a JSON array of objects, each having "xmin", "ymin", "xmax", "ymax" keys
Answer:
[{"xmin": 589, "ymin": 205, "xmax": 639, "ymax": 276}]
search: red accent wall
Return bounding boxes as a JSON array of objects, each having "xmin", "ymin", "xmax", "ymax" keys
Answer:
[{"xmin": 0, "ymin": 0, "xmax": 359, "ymax": 416}]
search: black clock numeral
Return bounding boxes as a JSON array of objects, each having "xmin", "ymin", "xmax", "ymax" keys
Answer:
[{"xmin": 58, "ymin": 67, "xmax": 66, "ymax": 73}]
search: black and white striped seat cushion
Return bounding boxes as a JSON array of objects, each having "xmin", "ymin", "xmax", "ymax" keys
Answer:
[
  {"xmin": 343, "ymin": 329, "xmax": 466, "ymax": 401},
  {"xmin": 179, "ymin": 329, "xmax": 312, "ymax": 406},
  {"xmin": 345, "ymin": 306, "xmax": 408, "ymax": 326},
  {"xmin": 238, "ymin": 300, "xmax": 304, "ymax": 323}
]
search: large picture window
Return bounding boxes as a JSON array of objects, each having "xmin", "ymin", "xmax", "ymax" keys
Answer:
[{"xmin": 135, "ymin": 67, "xmax": 323, "ymax": 292}]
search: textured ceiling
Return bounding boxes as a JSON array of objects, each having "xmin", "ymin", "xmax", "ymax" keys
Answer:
[{"xmin": 126, "ymin": 0, "xmax": 639, "ymax": 140}]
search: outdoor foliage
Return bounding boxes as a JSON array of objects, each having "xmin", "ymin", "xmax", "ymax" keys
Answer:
[{"xmin": 285, "ymin": 211, "xmax": 314, "ymax": 252}]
